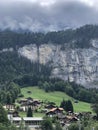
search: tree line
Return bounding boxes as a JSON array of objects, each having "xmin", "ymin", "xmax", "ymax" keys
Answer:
[
  {"xmin": 38, "ymin": 80, "xmax": 98, "ymax": 103},
  {"xmin": 0, "ymin": 82, "xmax": 20, "ymax": 104},
  {"xmin": 0, "ymin": 25, "xmax": 98, "ymax": 50}
]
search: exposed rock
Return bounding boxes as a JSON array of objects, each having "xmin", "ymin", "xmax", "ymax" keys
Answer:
[{"xmin": 18, "ymin": 40, "xmax": 98, "ymax": 88}]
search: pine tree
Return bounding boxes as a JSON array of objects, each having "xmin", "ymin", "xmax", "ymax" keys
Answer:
[
  {"xmin": 27, "ymin": 107, "xmax": 33, "ymax": 117},
  {"xmin": 60, "ymin": 99, "xmax": 66, "ymax": 110},
  {"xmin": 67, "ymin": 100, "xmax": 74, "ymax": 113},
  {"xmin": 0, "ymin": 103, "xmax": 9, "ymax": 124},
  {"xmin": 60, "ymin": 99, "xmax": 74, "ymax": 113}
]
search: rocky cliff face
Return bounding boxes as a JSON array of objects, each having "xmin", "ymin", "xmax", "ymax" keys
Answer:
[{"xmin": 18, "ymin": 40, "xmax": 98, "ymax": 88}]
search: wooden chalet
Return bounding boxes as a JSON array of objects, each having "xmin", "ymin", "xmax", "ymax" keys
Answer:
[
  {"xmin": 3, "ymin": 104, "xmax": 15, "ymax": 111},
  {"xmin": 46, "ymin": 107, "xmax": 64, "ymax": 116},
  {"xmin": 18, "ymin": 98, "xmax": 41, "ymax": 112}
]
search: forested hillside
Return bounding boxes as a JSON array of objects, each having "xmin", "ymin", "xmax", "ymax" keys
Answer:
[
  {"xmin": 0, "ymin": 51, "xmax": 51, "ymax": 83},
  {"xmin": 0, "ymin": 24, "xmax": 98, "ymax": 50}
]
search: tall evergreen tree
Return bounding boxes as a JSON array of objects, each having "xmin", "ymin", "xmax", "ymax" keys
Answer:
[
  {"xmin": 0, "ymin": 103, "xmax": 9, "ymax": 124},
  {"xmin": 60, "ymin": 100, "xmax": 74, "ymax": 113},
  {"xmin": 66, "ymin": 100, "xmax": 74, "ymax": 113},
  {"xmin": 60, "ymin": 99, "xmax": 66, "ymax": 110},
  {"xmin": 27, "ymin": 107, "xmax": 33, "ymax": 117},
  {"xmin": 6, "ymin": 92, "xmax": 12, "ymax": 104}
]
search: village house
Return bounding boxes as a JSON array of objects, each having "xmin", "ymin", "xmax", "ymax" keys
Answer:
[
  {"xmin": 3, "ymin": 104, "xmax": 15, "ymax": 111},
  {"xmin": 8, "ymin": 111, "xmax": 19, "ymax": 117},
  {"xmin": 46, "ymin": 107, "xmax": 64, "ymax": 117},
  {"xmin": 56, "ymin": 113, "xmax": 79, "ymax": 126},
  {"xmin": 45, "ymin": 104, "xmax": 56, "ymax": 109},
  {"xmin": 18, "ymin": 98, "xmax": 41, "ymax": 112}
]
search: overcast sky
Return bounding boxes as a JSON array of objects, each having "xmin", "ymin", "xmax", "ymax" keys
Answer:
[{"xmin": 0, "ymin": 0, "xmax": 98, "ymax": 32}]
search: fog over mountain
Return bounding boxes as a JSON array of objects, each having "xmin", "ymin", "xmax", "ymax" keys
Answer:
[{"xmin": 0, "ymin": 0, "xmax": 98, "ymax": 32}]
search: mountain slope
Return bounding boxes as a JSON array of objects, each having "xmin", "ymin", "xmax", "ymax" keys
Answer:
[
  {"xmin": 18, "ymin": 41, "xmax": 98, "ymax": 87},
  {"xmin": 0, "ymin": 25, "xmax": 98, "ymax": 87}
]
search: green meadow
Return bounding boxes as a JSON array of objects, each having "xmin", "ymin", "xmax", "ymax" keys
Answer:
[{"xmin": 20, "ymin": 87, "xmax": 92, "ymax": 112}]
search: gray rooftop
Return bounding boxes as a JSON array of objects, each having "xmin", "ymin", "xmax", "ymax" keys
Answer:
[{"xmin": 12, "ymin": 117, "xmax": 43, "ymax": 121}]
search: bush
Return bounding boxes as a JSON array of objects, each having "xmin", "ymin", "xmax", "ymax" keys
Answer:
[
  {"xmin": 68, "ymin": 123, "xmax": 84, "ymax": 130},
  {"xmin": 41, "ymin": 117, "xmax": 54, "ymax": 130},
  {"xmin": 18, "ymin": 94, "xmax": 24, "ymax": 98}
]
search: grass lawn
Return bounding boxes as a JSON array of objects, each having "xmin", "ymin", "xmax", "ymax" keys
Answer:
[
  {"xmin": 19, "ymin": 111, "xmax": 44, "ymax": 117},
  {"xmin": 20, "ymin": 87, "xmax": 92, "ymax": 112}
]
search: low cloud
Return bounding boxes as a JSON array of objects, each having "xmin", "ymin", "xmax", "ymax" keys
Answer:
[{"xmin": 0, "ymin": 0, "xmax": 98, "ymax": 32}]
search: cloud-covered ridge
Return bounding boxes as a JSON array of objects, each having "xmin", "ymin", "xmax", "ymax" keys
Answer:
[{"xmin": 0, "ymin": 0, "xmax": 98, "ymax": 32}]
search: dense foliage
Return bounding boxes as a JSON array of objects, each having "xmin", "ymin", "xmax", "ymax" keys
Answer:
[
  {"xmin": 41, "ymin": 117, "xmax": 54, "ymax": 130},
  {"xmin": 27, "ymin": 107, "xmax": 33, "ymax": 117},
  {"xmin": 60, "ymin": 99, "xmax": 74, "ymax": 113},
  {"xmin": 68, "ymin": 123, "xmax": 84, "ymax": 130},
  {"xmin": 0, "ymin": 82, "xmax": 20, "ymax": 104},
  {"xmin": 0, "ymin": 25, "xmax": 98, "ymax": 50},
  {"xmin": 0, "ymin": 51, "xmax": 51, "ymax": 84},
  {"xmin": 0, "ymin": 103, "xmax": 18, "ymax": 130},
  {"xmin": 92, "ymin": 104, "xmax": 98, "ymax": 120},
  {"xmin": 38, "ymin": 79, "xmax": 98, "ymax": 103}
]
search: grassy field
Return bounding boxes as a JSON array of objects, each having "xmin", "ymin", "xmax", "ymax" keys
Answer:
[
  {"xmin": 19, "ymin": 111, "xmax": 44, "ymax": 117},
  {"xmin": 20, "ymin": 87, "xmax": 92, "ymax": 112}
]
